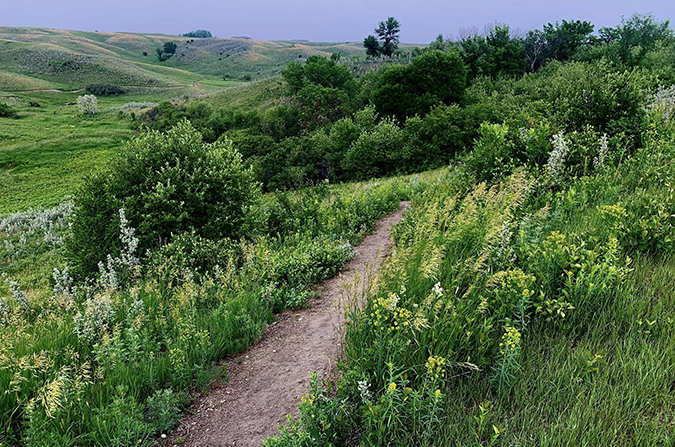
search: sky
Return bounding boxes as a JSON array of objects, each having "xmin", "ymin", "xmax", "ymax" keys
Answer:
[{"xmin": 1, "ymin": 0, "xmax": 673, "ymax": 43}]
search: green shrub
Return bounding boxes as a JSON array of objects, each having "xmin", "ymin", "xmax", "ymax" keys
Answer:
[
  {"xmin": 85, "ymin": 84, "xmax": 126, "ymax": 96},
  {"xmin": 344, "ymin": 117, "xmax": 405, "ymax": 180},
  {"xmin": 67, "ymin": 120, "xmax": 260, "ymax": 277},
  {"xmin": 371, "ymin": 50, "xmax": 467, "ymax": 121},
  {"xmin": 0, "ymin": 103, "xmax": 18, "ymax": 119},
  {"xmin": 468, "ymin": 123, "xmax": 516, "ymax": 181}
]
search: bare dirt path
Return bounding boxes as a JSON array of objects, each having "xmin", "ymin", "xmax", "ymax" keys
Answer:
[{"xmin": 165, "ymin": 202, "xmax": 408, "ymax": 447}]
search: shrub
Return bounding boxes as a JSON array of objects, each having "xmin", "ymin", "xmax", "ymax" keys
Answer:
[
  {"xmin": 67, "ymin": 120, "xmax": 261, "ymax": 277},
  {"xmin": 0, "ymin": 103, "xmax": 18, "ymax": 118},
  {"xmin": 468, "ymin": 122, "xmax": 515, "ymax": 181},
  {"xmin": 86, "ymin": 84, "xmax": 126, "ymax": 96},
  {"xmin": 371, "ymin": 50, "xmax": 467, "ymax": 121},
  {"xmin": 76, "ymin": 95, "xmax": 98, "ymax": 114},
  {"xmin": 344, "ymin": 118, "xmax": 405, "ymax": 180}
]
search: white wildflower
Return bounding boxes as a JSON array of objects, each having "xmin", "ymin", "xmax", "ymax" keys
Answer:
[
  {"xmin": 432, "ymin": 282, "xmax": 444, "ymax": 298},
  {"xmin": 548, "ymin": 132, "xmax": 568, "ymax": 181},
  {"xmin": 73, "ymin": 290, "xmax": 115, "ymax": 341},
  {"xmin": 358, "ymin": 380, "xmax": 372, "ymax": 403},
  {"xmin": 594, "ymin": 133, "xmax": 609, "ymax": 167}
]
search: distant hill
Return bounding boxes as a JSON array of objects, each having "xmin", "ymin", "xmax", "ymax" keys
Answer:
[{"xmin": 0, "ymin": 27, "xmax": 421, "ymax": 93}]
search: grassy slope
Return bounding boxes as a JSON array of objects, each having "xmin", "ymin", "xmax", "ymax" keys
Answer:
[
  {"xmin": 0, "ymin": 27, "xmax": 395, "ymax": 91},
  {"xmin": 0, "ymin": 27, "xmax": 400, "ymax": 214}
]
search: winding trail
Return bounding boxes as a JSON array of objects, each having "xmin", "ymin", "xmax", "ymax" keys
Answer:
[{"xmin": 165, "ymin": 202, "xmax": 408, "ymax": 447}]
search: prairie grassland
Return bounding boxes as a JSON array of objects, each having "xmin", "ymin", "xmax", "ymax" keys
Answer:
[
  {"xmin": 0, "ymin": 167, "xmax": 445, "ymax": 445},
  {"xmin": 265, "ymin": 115, "xmax": 675, "ymax": 446}
]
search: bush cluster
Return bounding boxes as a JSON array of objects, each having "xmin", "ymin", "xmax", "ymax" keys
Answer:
[
  {"xmin": 67, "ymin": 120, "xmax": 260, "ymax": 277},
  {"xmin": 85, "ymin": 84, "xmax": 126, "ymax": 96}
]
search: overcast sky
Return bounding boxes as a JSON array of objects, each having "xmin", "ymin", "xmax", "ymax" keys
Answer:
[{"xmin": 1, "ymin": 0, "xmax": 673, "ymax": 43}]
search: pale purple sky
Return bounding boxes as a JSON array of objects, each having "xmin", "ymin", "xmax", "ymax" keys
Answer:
[{"xmin": 1, "ymin": 0, "xmax": 673, "ymax": 43}]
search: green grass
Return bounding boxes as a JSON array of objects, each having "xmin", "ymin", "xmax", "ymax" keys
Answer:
[
  {"xmin": 265, "ymin": 117, "xmax": 675, "ymax": 446},
  {"xmin": 0, "ymin": 93, "xmax": 131, "ymax": 214},
  {"xmin": 0, "ymin": 168, "xmax": 440, "ymax": 445}
]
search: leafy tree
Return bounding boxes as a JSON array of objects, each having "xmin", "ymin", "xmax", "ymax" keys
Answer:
[
  {"xmin": 371, "ymin": 50, "xmax": 467, "ymax": 121},
  {"xmin": 163, "ymin": 41, "xmax": 177, "ymax": 54},
  {"xmin": 484, "ymin": 25, "xmax": 525, "ymax": 77},
  {"xmin": 156, "ymin": 41, "xmax": 177, "ymax": 61},
  {"xmin": 281, "ymin": 56, "xmax": 357, "ymax": 129},
  {"xmin": 67, "ymin": 120, "xmax": 260, "ymax": 276},
  {"xmin": 182, "ymin": 30, "xmax": 213, "ymax": 38},
  {"xmin": 524, "ymin": 29, "xmax": 547, "ymax": 72},
  {"xmin": 363, "ymin": 35, "xmax": 381, "ymax": 58},
  {"xmin": 543, "ymin": 20, "xmax": 594, "ymax": 61},
  {"xmin": 375, "ymin": 17, "xmax": 401, "ymax": 57},
  {"xmin": 457, "ymin": 24, "xmax": 524, "ymax": 79},
  {"xmin": 599, "ymin": 13, "xmax": 674, "ymax": 66}
]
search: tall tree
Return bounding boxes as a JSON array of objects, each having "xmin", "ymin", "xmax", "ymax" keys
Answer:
[
  {"xmin": 543, "ymin": 20, "xmax": 594, "ymax": 61},
  {"xmin": 363, "ymin": 35, "xmax": 381, "ymax": 58},
  {"xmin": 524, "ymin": 29, "xmax": 547, "ymax": 72},
  {"xmin": 376, "ymin": 17, "xmax": 401, "ymax": 57},
  {"xmin": 600, "ymin": 13, "xmax": 674, "ymax": 66}
]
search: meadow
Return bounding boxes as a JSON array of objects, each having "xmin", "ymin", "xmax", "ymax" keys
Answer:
[{"xmin": 1, "ymin": 13, "xmax": 675, "ymax": 447}]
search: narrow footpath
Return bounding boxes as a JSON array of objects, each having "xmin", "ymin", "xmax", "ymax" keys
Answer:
[{"xmin": 165, "ymin": 202, "xmax": 408, "ymax": 447}]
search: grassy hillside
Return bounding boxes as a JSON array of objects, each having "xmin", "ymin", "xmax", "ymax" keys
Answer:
[
  {"xmin": 0, "ymin": 26, "xmax": 381, "ymax": 214},
  {"xmin": 0, "ymin": 26, "xmax": 393, "ymax": 91}
]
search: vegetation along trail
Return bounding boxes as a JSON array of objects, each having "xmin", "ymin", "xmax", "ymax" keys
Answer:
[{"xmin": 166, "ymin": 202, "xmax": 409, "ymax": 447}]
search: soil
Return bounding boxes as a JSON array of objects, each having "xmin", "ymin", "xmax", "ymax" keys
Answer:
[{"xmin": 163, "ymin": 202, "xmax": 408, "ymax": 447}]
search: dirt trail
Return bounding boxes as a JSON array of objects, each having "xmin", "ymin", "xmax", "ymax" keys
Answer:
[{"xmin": 165, "ymin": 202, "xmax": 408, "ymax": 447}]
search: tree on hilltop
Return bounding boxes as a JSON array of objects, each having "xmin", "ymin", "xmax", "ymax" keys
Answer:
[
  {"xmin": 376, "ymin": 17, "xmax": 401, "ymax": 57},
  {"xmin": 182, "ymin": 30, "xmax": 213, "ymax": 38}
]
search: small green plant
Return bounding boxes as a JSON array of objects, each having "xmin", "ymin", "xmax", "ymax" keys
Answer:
[
  {"xmin": 0, "ymin": 103, "xmax": 18, "ymax": 119},
  {"xmin": 145, "ymin": 389, "xmax": 185, "ymax": 433}
]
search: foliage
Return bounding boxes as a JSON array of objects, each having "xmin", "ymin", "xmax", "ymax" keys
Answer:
[
  {"xmin": 67, "ymin": 121, "xmax": 260, "ymax": 277},
  {"xmin": 375, "ymin": 17, "xmax": 401, "ymax": 57},
  {"xmin": 76, "ymin": 94, "xmax": 98, "ymax": 114},
  {"xmin": 85, "ymin": 84, "xmax": 126, "ymax": 96},
  {"xmin": 457, "ymin": 24, "xmax": 525, "ymax": 79},
  {"xmin": 182, "ymin": 30, "xmax": 213, "ymax": 38},
  {"xmin": 371, "ymin": 50, "xmax": 467, "ymax": 121},
  {"xmin": 0, "ymin": 102, "xmax": 18, "ymax": 119},
  {"xmin": 156, "ymin": 42, "xmax": 177, "ymax": 62},
  {"xmin": 363, "ymin": 35, "xmax": 381, "ymax": 58},
  {"xmin": 599, "ymin": 13, "xmax": 674, "ymax": 66}
]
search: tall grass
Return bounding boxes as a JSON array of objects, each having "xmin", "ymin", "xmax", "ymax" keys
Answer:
[
  {"xmin": 0, "ymin": 171, "xmax": 442, "ymax": 446},
  {"xmin": 265, "ymin": 115, "xmax": 675, "ymax": 446}
]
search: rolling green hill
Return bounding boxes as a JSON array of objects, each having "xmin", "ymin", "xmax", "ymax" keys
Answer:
[
  {"xmin": 0, "ymin": 26, "xmax": 412, "ymax": 92},
  {"xmin": 0, "ymin": 26, "xmax": 424, "ymax": 214}
]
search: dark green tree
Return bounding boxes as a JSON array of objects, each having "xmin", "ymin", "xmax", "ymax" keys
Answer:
[
  {"xmin": 156, "ymin": 42, "xmax": 178, "ymax": 61},
  {"xmin": 163, "ymin": 41, "xmax": 177, "ymax": 54},
  {"xmin": 363, "ymin": 35, "xmax": 381, "ymax": 57},
  {"xmin": 599, "ymin": 13, "xmax": 674, "ymax": 66},
  {"xmin": 457, "ymin": 25, "xmax": 524, "ymax": 79},
  {"xmin": 67, "ymin": 121, "xmax": 260, "ymax": 277},
  {"xmin": 376, "ymin": 17, "xmax": 401, "ymax": 57},
  {"xmin": 543, "ymin": 20, "xmax": 594, "ymax": 61},
  {"xmin": 371, "ymin": 50, "xmax": 467, "ymax": 121},
  {"xmin": 182, "ymin": 30, "xmax": 213, "ymax": 38},
  {"xmin": 281, "ymin": 55, "xmax": 358, "ymax": 129}
]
